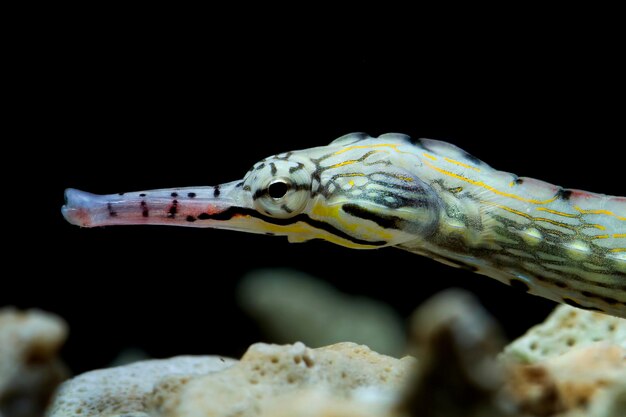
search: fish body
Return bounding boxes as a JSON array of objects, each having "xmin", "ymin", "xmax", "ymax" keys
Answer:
[{"xmin": 62, "ymin": 133, "xmax": 626, "ymax": 317}]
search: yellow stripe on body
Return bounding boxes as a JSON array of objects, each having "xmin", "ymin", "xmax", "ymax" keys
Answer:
[
  {"xmin": 443, "ymin": 156, "xmax": 481, "ymax": 172},
  {"xmin": 226, "ymin": 215, "xmax": 386, "ymax": 249},
  {"xmin": 422, "ymin": 159, "xmax": 558, "ymax": 205},
  {"xmin": 536, "ymin": 207, "xmax": 579, "ymax": 218},
  {"xmin": 574, "ymin": 206, "xmax": 626, "ymax": 221}
]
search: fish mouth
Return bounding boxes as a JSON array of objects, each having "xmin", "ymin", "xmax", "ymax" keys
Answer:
[{"xmin": 62, "ymin": 188, "xmax": 101, "ymax": 227}]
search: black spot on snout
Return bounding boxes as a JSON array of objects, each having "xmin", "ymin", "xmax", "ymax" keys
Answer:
[{"xmin": 107, "ymin": 203, "xmax": 117, "ymax": 217}]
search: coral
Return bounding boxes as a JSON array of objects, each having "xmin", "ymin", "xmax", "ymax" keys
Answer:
[
  {"xmin": 0, "ymin": 308, "xmax": 68, "ymax": 417},
  {"xmin": 500, "ymin": 305, "xmax": 626, "ymax": 364},
  {"xmin": 47, "ymin": 356, "xmax": 236, "ymax": 417},
  {"xmin": 44, "ymin": 290, "xmax": 626, "ymax": 417},
  {"xmin": 237, "ymin": 269, "xmax": 406, "ymax": 356},
  {"xmin": 48, "ymin": 342, "xmax": 413, "ymax": 417},
  {"xmin": 157, "ymin": 342, "xmax": 414, "ymax": 417},
  {"xmin": 501, "ymin": 305, "xmax": 626, "ymax": 416}
]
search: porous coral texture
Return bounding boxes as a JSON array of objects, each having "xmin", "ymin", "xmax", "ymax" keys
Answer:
[{"xmin": 158, "ymin": 342, "xmax": 414, "ymax": 417}]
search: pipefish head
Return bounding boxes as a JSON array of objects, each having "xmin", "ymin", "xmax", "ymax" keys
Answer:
[{"xmin": 219, "ymin": 133, "xmax": 443, "ymax": 248}]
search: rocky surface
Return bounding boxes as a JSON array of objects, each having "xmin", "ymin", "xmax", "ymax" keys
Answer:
[
  {"xmin": 501, "ymin": 305, "xmax": 626, "ymax": 364},
  {"xmin": 0, "ymin": 308, "xmax": 69, "ymax": 417},
  {"xmin": 47, "ymin": 356, "xmax": 236, "ymax": 417},
  {"xmin": 49, "ymin": 342, "xmax": 414, "ymax": 417},
  {"xmin": 39, "ymin": 291, "xmax": 626, "ymax": 417},
  {"xmin": 501, "ymin": 306, "xmax": 626, "ymax": 417}
]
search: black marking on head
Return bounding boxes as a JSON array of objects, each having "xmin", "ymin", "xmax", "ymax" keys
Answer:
[
  {"xmin": 557, "ymin": 189, "xmax": 572, "ymax": 201},
  {"xmin": 167, "ymin": 200, "xmax": 178, "ymax": 218},
  {"xmin": 187, "ymin": 192, "xmax": 196, "ymax": 198},
  {"xmin": 289, "ymin": 162, "xmax": 305, "ymax": 174},
  {"xmin": 405, "ymin": 136, "xmax": 423, "ymax": 147},
  {"xmin": 515, "ymin": 178, "xmax": 524, "ymax": 185},
  {"xmin": 509, "ymin": 279, "xmax": 530, "ymax": 293},
  {"xmin": 563, "ymin": 297, "xmax": 604, "ymax": 312},
  {"xmin": 270, "ymin": 162, "xmax": 277, "ymax": 176},
  {"xmin": 341, "ymin": 204, "xmax": 401, "ymax": 230},
  {"xmin": 214, "ymin": 185, "xmax": 221, "ymax": 197},
  {"xmin": 140, "ymin": 201, "xmax": 149, "ymax": 217},
  {"xmin": 139, "ymin": 193, "xmax": 147, "ymax": 197},
  {"xmin": 195, "ymin": 207, "xmax": 387, "ymax": 247},
  {"xmin": 186, "ymin": 215, "xmax": 196, "ymax": 222},
  {"xmin": 171, "ymin": 192, "xmax": 178, "ymax": 198},
  {"xmin": 256, "ymin": 162, "xmax": 265, "ymax": 171},
  {"xmin": 235, "ymin": 182, "xmax": 244, "ymax": 188},
  {"xmin": 281, "ymin": 204, "xmax": 293, "ymax": 213},
  {"xmin": 118, "ymin": 192, "xmax": 125, "ymax": 196},
  {"xmin": 555, "ymin": 281, "xmax": 569, "ymax": 289},
  {"xmin": 461, "ymin": 150, "xmax": 482, "ymax": 166},
  {"xmin": 107, "ymin": 203, "xmax": 117, "ymax": 217}
]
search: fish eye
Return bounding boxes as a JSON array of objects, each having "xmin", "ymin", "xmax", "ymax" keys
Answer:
[{"xmin": 268, "ymin": 180, "xmax": 289, "ymax": 199}]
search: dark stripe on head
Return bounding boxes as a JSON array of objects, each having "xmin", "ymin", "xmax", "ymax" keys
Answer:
[
  {"xmin": 289, "ymin": 162, "xmax": 305, "ymax": 174},
  {"xmin": 341, "ymin": 203, "xmax": 402, "ymax": 229},
  {"xmin": 195, "ymin": 207, "xmax": 386, "ymax": 247}
]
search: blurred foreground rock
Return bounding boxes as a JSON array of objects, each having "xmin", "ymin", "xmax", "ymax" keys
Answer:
[
  {"xmin": 237, "ymin": 269, "xmax": 406, "ymax": 356},
  {"xmin": 46, "ymin": 291, "xmax": 626, "ymax": 417},
  {"xmin": 0, "ymin": 308, "xmax": 69, "ymax": 417}
]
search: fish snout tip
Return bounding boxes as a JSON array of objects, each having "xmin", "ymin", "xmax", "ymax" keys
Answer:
[{"xmin": 61, "ymin": 188, "xmax": 97, "ymax": 227}]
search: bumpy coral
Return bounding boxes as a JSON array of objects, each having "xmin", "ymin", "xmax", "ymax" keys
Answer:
[
  {"xmin": 47, "ymin": 356, "xmax": 236, "ymax": 417},
  {"xmin": 0, "ymin": 308, "xmax": 69, "ymax": 417},
  {"xmin": 500, "ymin": 305, "xmax": 626, "ymax": 417},
  {"xmin": 158, "ymin": 342, "xmax": 414, "ymax": 417},
  {"xmin": 44, "ymin": 293, "xmax": 626, "ymax": 417},
  {"xmin": 501, "ymin": 305, "xmax": 626, "ymax": 364},
  {"xmin": 48, "ymin": 343, "xmax": 413, "ymax": 417}
]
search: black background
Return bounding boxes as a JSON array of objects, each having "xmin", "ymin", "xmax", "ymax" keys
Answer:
[{"xmin": 6, "ymin": 9, "xmax": 623, "ymax": 374}]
